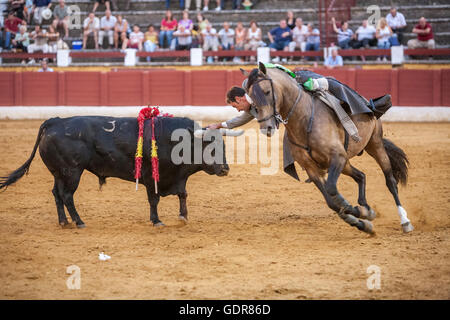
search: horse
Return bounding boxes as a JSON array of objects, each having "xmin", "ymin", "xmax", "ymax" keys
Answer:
[{"xmin": 243, "ymin": 62, "xmax": 413, "ymax": 235}]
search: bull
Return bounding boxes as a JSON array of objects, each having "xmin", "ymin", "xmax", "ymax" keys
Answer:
[{"xmin": 0, "ymin": 116, "xmax": 234, "ymax": 228}]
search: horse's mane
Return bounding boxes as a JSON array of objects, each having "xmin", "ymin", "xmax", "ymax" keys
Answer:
[{"xmin": 246, "ymin": 68, "xmax": 269, "ymax": 107}]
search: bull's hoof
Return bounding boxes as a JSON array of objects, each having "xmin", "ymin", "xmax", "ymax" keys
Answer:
[
  {"xmin": 76, "ymin": 223, "xmax": 86, "ymax": 229},
  {"xmin": 359, "ymin": 219, "xmax": 375, "ymax": 235},
  {"xmin": 402, "ymin": 221, "xmax": 414, "ymax": 233},
  {"xmin": 358, "ymin": 206, "xmax": 376, "ymax": 221},
  {"xmin": 153, "ymin": 222, "xmax": 165, "ymax": 227},
  {"xmin": 178, "ymin": 216, "xmax": 188, "ymax": 224}
]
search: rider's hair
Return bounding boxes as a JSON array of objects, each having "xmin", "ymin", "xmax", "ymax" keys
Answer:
[{"xmin": 226, "ymin": 86, "xmax": 246, "ymax": 104}]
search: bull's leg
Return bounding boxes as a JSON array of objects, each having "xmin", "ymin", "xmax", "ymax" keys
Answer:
[
  {"xmin": 322, "ymin": 155, "xmax": 374, "ymax": 234},
  {"xmin": 341, "ymin": 162, "xmax": 376, "ymax": 221},
  {"xmin": 52, "ymin": 179, "xmax": 69, "ymax": 227},
  {"xmin": 146, "ymin": 188, "xmax": 163, "ymax": 226},
  {"xmin": 59, "ymin": 170, "xmax": 85, "ymax": 228},
  {"xmin": 178, "ymin": 192, "xmax": 188, "ymax": 223}
]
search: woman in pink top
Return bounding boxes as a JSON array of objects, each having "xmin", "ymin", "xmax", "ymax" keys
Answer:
[{"xmin": 159, "ymin": 10, "xmax": 177, "ymax": 49}]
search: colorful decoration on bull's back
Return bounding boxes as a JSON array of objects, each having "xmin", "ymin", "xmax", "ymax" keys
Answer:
[{"xmin": 134, "ymin": 106, "xmax": 173, "ymax": 193}]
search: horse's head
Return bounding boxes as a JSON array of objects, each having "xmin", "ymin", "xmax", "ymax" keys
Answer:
[{"xmin": 242, "ymin": 62, "xmax": 282, "ymax": 137}]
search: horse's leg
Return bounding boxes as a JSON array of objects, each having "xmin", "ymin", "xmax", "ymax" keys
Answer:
[
  {"xmin": 365, "ymin": 128, "xmax": 413, "ymax": 233},
  {"xmin": 146, "ymin": 187, "xmax": 163, "ymax": 226},
  {"xmin": 326, "ymin": 156, "xmax": 374, "ymax": 234},
  {"xmin": 341, "ymin": 162, "xmax": 376, "ymax": 221},
  {"xmin": 178, "ymin": 191, "xmax": 188, "ymax": 223}
]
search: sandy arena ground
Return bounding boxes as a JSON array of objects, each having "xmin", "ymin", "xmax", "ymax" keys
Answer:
[{"xmin": 0, "ymin": 120, "xmax": 449, "ymax": 299}]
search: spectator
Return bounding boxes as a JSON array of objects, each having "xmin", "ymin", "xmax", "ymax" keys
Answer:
[
  {"xmin": 82, "ymin": 11, "xmax": 100, "ymax": 50},
  {"xmin": 37, "ymin": 58, "xmax": 53, "ymax": 71},
  {"xmin": 268, "ymin": 19, "xmax": 292, "ymax": 61},
  {"xmin": 173, "ymin": 24, "xmax": 192, "ymax": 50},
  {"xmin": 244, "ymin": 20, "xmax": 262, "ymax": 61},
  {"xmin": 114, "ymin": 14, "xmax": 128, "ymax": 49},
  {"xmin": 25, "ymin": 0, "xmax": 33, "ymax": 23},
  {"xmin": 190, "ymin": 25, "xmax": 201, "ymax": 48},
  {"xmin": 31, "ymin": 0, "xmax": 52, "ymax": 25},
  {"xmin": 99, "ymin": 9, "xmax": 116, "ymax": 49},
  {"xmin": 305, "ymin": 23, "xmax": 320, "ymax": 61},
  {"xmin": 92, "ymin": 0, "xmax": 112, "ymax": 13},
  {"xmin": 47, "ymin": 24, "xmax": 59, "ymax": 52},
  {"xmin": 123, "ymin": 24, "xmax": 144, "ymax": 50},
  {"xmin": 286, "ymin": 10, "xmax": 295, "ymax": 30},
  {"xmin": 201, "ymin": 23, "xmax": 219, "ymax": 62},
  {"xmin": 234, "ymin": 21, "xmax": 246, "ymax": 51},
  {"xmin": 289, "ymin": 17, "xmax": 308, "ymax": 52},
  {"xmin": 196, "ymin": 12, "xmax": 209, "ymax": 33},
  {"xmin": 376, "ymin": 17, "xmax": 393, "ymax": 61},
  {"xmin": 232, "ymin": 0, "xmax": 242, "ymax": 10},
  {"xmin": 386, "ymin": 6, "xmax": 406, "ymax": 45},
  {"xmin": 324, "ymin": 48, "xmax": 343, "ymax": 69},
  {"xmin": 52, "ymin": 0, "xmax": 69, "ymax": 39},
  {"xmin": 407, "ymin": 17, "xmax": 435, "ymax": 49},
  {"xmin": 165, "ymin": 0, "xmax": 185, "ymax": 10},
  {"xmin": 159, "ymin": 10, "xmax": 177, "ymax": 49},
  {"xmin": 218, "ymin": 21, "xmax": 234, "ymax": 50},
  {"xmin": 331, "ymin": 17, "xmax": 353, "ymax": 49},
  {"xmin": 12, "ymin": 24, "xmax": 29, "ymax": 62},
  {"xmin": 27, "ymin": 25, "xmax": 48, "ymax": 63},
  {"xmin": 144, "ymin": 24, "xmax": 158, "ymax": 61},
  {"xmin": 203, "ymin": 0, "xmax": 223, "ymax": 12},
  {"xmin": 4, "ymin": 11, "xmax": 25, "ymax": 50},
  {"xmin": 352, "ymin": 19, "xmax": 376, "ymax": 49},
  {"xmin": 9, "ymin": 0, "xmax": 26, "ymax": 21},
  {"xmin": 179, "ymin": 9, "xmax": 193, "ymax": 31},
  {"xmin": 185, "ymin": 0, "xmax": 202, "ymax": 11}
]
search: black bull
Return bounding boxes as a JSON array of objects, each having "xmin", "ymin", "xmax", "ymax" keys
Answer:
[{"xmin": 0, "ymin": 116, "xmax": 230, "ymax": 227}]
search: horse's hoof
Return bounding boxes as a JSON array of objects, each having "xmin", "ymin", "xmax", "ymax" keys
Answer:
[
  {"xmin": 358, "ymin": 206, "xmax": 376, "ymax": 221},
  {"xmin": 76, "ymin": 223, "xmax": 86, "ymax": 229},
  {"xmin": 153, "ymin": 222, "xmax": 165, "ymax": 227},
  {"xmin": 359, "ymin": 219, "xmax": 375, "ymax": 235},
  {"xmin": 402, "ymin": 221, "xmax": 414, "ymax": 233},
  {"xmin": 178, "ymin": 216, "xmax": 188, "ymax": 224}
]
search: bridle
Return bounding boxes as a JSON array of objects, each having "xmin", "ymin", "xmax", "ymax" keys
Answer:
[{"xmin": 250, "ymin": 76, "xmax": 302, "ymax": 129}]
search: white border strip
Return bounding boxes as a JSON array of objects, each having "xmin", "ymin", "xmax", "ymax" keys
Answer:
[{"xmin": 0, "ymin": 106, "xmax": 448, "ymax": 122}]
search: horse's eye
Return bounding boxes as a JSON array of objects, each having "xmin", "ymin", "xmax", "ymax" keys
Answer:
[{"xmin": 264, "ymin": 91, "xmax": 270, "ymax": 96}]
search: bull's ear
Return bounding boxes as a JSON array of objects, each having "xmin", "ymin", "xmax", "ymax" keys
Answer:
[
  {"xmin": 259, "ymin": 62, "xmax": 267, "ymax": 75},
  {"xmin": 240, "ymin": 68, "xmax": 249, "ymax": 76}
]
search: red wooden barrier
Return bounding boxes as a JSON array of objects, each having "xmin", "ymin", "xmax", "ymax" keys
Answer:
[{"xmin": 0, "ymin": 69, "xmax": 448, "ymax": 107}]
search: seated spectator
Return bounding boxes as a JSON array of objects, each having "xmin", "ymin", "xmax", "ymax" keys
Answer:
[
  {"xmin": 407, "ymin": 17, "xmax": 435, "ymax": 50},
  {"xmin": 144, "ymin": 24, "xmax": 158, "ymax": 62},
  {"xmin": 196, "ymin": 12, "xmax": 209, "ymax": 33},
  {"xmin": 286, "ymin": 10, "xmax": 296, "ymax": 30},
  {"xmin": 92, "ymin": 0, "xmax": 112, "ymax": 13},
  {"xmin": 185, "ymin": 0, "xmax": 202, "ymax": 11},
  {"xmin": 31, "ymin": 0, "xmax": 52, "ymax": 25},
  {"xmin": 52, "ymin": 0, "xmax": 69, "ymax": 39},
  {"xmin": 232, "ymin": 0, "xmax": 242, "ymax": 10},
  {"xmin": 114, "ymin": 14, "xmax": 128, "ymax": 49},
  {"xmin": 27, "ymin": 25, "xmax": 48, "ymax": 63},
  {"xmin": 165, "ymin": 0, "xmax": 185, "ymax": 10},
  {"xmin": 24, "ymin": 0, "xmax": 33, "ymax": 23},
  {"xmin": 9, "ymin": 0, "xmax": 26, "ymax": 21},
  {"xmin": 179, "ymin": 9, "xmax": 193, "ymax": 31},
  {"xmin": 123, "ymin": 24, "xmax": 144, "ymax": 50},
  {"xmin": 46, "ymin": 24, "xmax": 59, "ymax": 52},
  {"xmin": 37, "ymin": 58, "xmax": 53, "ymax": 71},
  {"xmin": 386, "ymin": 6, "xmax": 406, "ymax": 45},
  {"xmin": 244, "ymin": 20, "xmax": 262, "ymax": 61},
  {"xmin": 352, "ymin": 19, "xmax": 376, "ymax": 49},
  {"xmin": 324, "ymin": 48, "xmax": 343, "ymax": 69},
  {"xmin": 4, "ymin": 11, "xmax": 25, "ymax": 50},
  {"xmin": 159, "ymin": 10, "xmax": 177, "ymax": 49},
  {"xmin": 12, "ymin": 25, "xmax": 30, "ymax": 60},
  {"xmin": 331, "ymin": 17, "xmax": 353, "ymax": 49},
  {"xmin": 305, "ymin": 23, "xmax": 320, "ymax": 61},
  {"xmin": 203, "ymin": 0, "xmax": 223, "ymax": 12},
  {"xmin": 201, "ymin": 23, "xmax": 219, "ymax": 62},
  {"xmin": 289, "ymin": 17, "xmax": 308, "ymax": 52},
  {"xmin": 99, "ymin": 10, "xmax": 116, "ymax": 49},
  {"xmin": 268, "ymin": 19, "xmax": 292, "ymax": 57},
  {"xmin": 376, "ymin": 18, "xmax": 393, "ymax": 61},
  {"xmin": 173, "ymin": 24, "xmax": 191, "ymax": 50},
  {"xmin": 218, "ymin": 21, "xmax": 234, "ymax": 50},
  {"xmin": 190, "ymin": 25, "xmax": 201, "ymax": 48},
  {"xmin": 82, "ymin": 11, "xmax": 100, "ymax": 50},
  {"xmin": 234, "ymin": 21, "xmax": 246, "ymax": 51}
]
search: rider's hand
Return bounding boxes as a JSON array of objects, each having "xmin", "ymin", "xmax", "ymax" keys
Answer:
[{"xmin": 207, "ymin": 123, "xmax": 222, "ymax": 130}]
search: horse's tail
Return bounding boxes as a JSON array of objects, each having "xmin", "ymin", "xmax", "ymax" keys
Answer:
[
  {"xmin": 0, "ymin": 119, "xmax": 56, "ymax": 191},
  {"xmin": 383, "ymin": 138, "xmax": 409, "ymax": 186}
]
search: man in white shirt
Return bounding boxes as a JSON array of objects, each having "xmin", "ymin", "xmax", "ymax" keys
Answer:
[
  {"xmin": 218, "ymin": 21, "xmax": 235, "ymax": 50},
  {"xmin": 352, "ymin": 20, "xmax": 376, "ymax": 48},
  {"xmin": 386, "ymin": 7, "xmax": 406, "ymax": 44},
  {"xmin": 82, "ymin": 12, "xmax": 100, "ymax": 49},
  {"xmin": 99, "ymin": 10, "xmax": 117, "ymax": 49},
  {"xmin": 289, "ymin": 18, "xmax": 308, "ymax": 52},
  {"xmin": 202, "ymin": 23, "xmax": 219, "ymax": 62},
  {"xmin": 38, "ymin": 59, "xmax": 54, "ymax": 72},
  {"xmin": 173, "ymin": 25, "xmax": 192, "ymax": 50}
]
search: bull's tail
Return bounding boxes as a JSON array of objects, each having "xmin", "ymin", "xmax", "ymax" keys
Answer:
[
  {"xmin": 383, "ymin": 138, "xmax": 409, "ymax": 186},
  {"xmin": 0, "ymin": 119, "xmax": 56, "ymax": 191}
]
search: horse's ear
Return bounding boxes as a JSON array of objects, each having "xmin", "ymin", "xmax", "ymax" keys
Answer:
[
  {"xmin": 240, "ymin": 68, "xmax": 249, "ymax": 76},
  {"xmin": 258, "ymin": 62, "xmax": 267, "ymax": 75}
]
